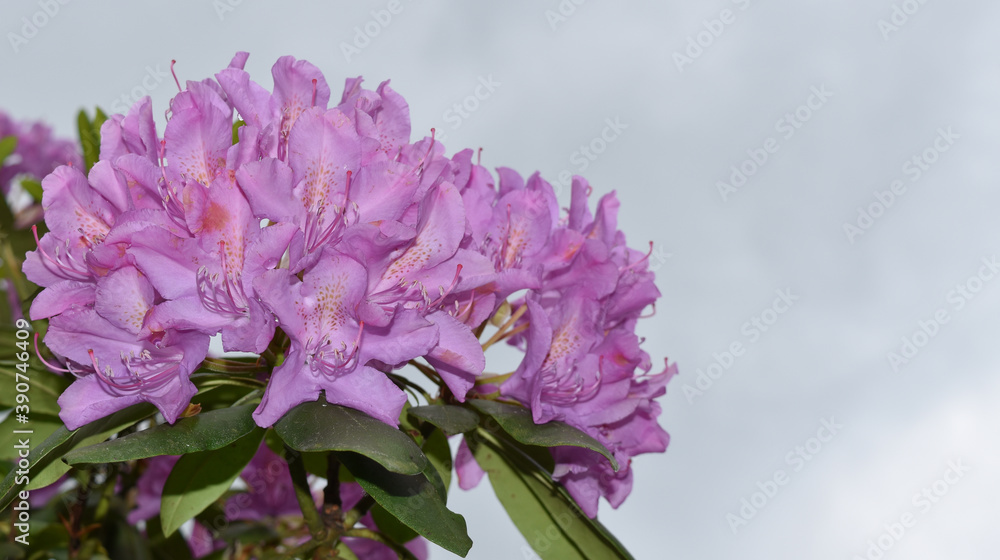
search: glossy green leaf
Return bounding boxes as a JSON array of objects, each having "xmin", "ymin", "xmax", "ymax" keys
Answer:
[
  {"xmin": 423, "ymin": 427, "xmax": 453, "ymax": 497},
  {"xmin": 65, "ymin": 404, "xmax": 257, "ymax": 465},
  {"xmin": 469, "ymin": 432, "xmax": 635, "ymax": 560},
  {"xmin": 408, "ymin": 404, "xmax": 480, "ymax": 434},
  {"xmin": 339, "ymin": 451, "xmax": 473, "ymax": 557},
  {"xmin": 371, "ymin": 503, "xmax": 420, "ymax": 546},
  {"xmin": 29, "ymin": 405, "xmax": 159, "ymax": 490},
  {"xmin": 275, "ymin": 400, "xmax": 428, "ymax": 475},
  {"xmin": 470, "ymin": 400, "xmax": 618, "ymax": 470},
  {"xmin": 160, "ymin": 427, "xmax": 264, "ymax": 537},
  {"xmin": 0, "ymin": 403, "xmax": 155, "ymax": 509}
]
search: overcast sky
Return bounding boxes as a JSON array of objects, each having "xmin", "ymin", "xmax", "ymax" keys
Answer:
[{"xmin": 3, "ymin": 1, "xmax": 999, "ymax": 558}]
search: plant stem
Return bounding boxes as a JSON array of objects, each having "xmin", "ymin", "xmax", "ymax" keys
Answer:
[
  {"xmin": 262, "ymin": 348, "xmax": 279, "ymax": 368},
  {"xmin": 284, "ymin": 445, "xmax": 325, "ymax": 539},
  {"xmin": 475, "ymin": 371, "xmax": 514, "ymax": 386},
  {"xmin": 343, "ymin": 494, "xmax": 374, "ymax": 529},
  {"xmin": 481, "ymin": 303, "xmax": 528, "ymax": 351},
  {"xmin": 406, "ymin": 360, "xmax": 443, "ymax": 386},
  {"xmin": 322, "ymin": 452, "xmax": 343, "ymax": 530},
  {"xmin": 344, "ymin": 528, "xmax": 418, "ymax": 560},
  {"xmin": 335, "ymin": 541, "xmax": 361, "ymax": 560},
  {"xmin": 67, "ymin": 469, "xmax": 96, "ymax": 559}
]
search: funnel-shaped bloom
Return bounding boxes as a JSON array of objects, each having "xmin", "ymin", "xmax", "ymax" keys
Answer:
[{"xmin": 251, "ymin": 248, "xmax": 438, "ymax": 426}]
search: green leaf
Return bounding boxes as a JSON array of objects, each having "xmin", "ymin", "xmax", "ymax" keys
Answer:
[
  {"xmin": 423, "ymin": 428, "xmax": 453, "ymax": 498},
  {"xmin": 0, "ymin": 403, "xmax": 155, "ymax": 509},
  {"xmin": 160, "ymin": 427, "xmax": 264, "ymax": 537},
  {"xmin": 469, "ymin": 432, "xmax": 635, "ymax": 560},
  {"xmin": 29, "ymin": 405, "xmax": 158, "ymax": 491},
  {"xmin": 371, "ymin": 503, "xmax": 420, "ymax": 545},
  {"xmin": 65, "ymin": 404, "xmax": 258, "ymax": 465},
  {"xmin": 408, "ymin": 404, "xmax": 480, "ymax": 434},
  {"xmin": 0, "ymin": 135, "xmax": 17, "ymax": 165},
  {"xmin": 339, "ymin": 451, "xmax": 473, "ymax": 557},
  {"xmin": 275, "ymin": 400, "xmax": 428, "ymax": 475},
  {"xmin": 371, "ymin": 425, "xmax": 456, "ymax": 547},
  {"xmin": 0, "ymin": 414, "xmax": 61, "ymax": 461},
  {"xmin": 77, "ymin": 108, "xmax": 108, "ymax": 173},
  {"xmin": 470, "ymin": 400, "xmax": 618, "ymax": 470},
  {"xmin": 0, "ymin": 362, "xmax": 69, "ymax": 417}
]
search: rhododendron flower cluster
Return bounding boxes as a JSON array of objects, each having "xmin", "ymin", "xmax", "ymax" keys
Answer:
[
  {"xmin": 25, "ymin": 52, "xmax": 674, "ymax": 518},
  {"xmin": 0, "ymin": 110, "xmax": 80, "ymax": 227}
]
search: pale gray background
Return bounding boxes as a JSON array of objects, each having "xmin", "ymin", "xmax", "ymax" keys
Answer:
[{"xmin": 2, "ymin": 1, "xmax": 998, "ymax": 558}]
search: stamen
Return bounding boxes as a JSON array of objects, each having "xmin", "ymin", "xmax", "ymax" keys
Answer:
[
  {"xmin": 170, "ymin": 60, "xmax": 182, "ymax": 92},
  {"xmin": 31, "ymin": 225, "xmax": 88, "ymax": 280},
  {"xmin": 34, "ymin": 333, "xmax": 71, "ymax": 373},
  {"xmin": 482, "ymin": 303, "xmax": 528, "ymax": 351},
  {"xmin": 497, "ymin": 204, "xmax": 513, "ymax": 268},
  {"xmin": 418, "ymin": 129, "xmax": 436, "ymax": 174},
  {"xmin": 87, "ymin": 349, "xmax": 104, "ymax": 376},
  {"xmin": 309, "ymin": 321, "xmax": 365, "ymax": 376},
  {"xmin": 620, "ymin": 241, "xmax": 654, "ymax": 273},
  {"xmin": 343, "ymin": 169, "xmax": 353, "ymax": 207},
  {"xmin": 89, "ymin": 347, "xmax": 184, "ymax": 391},
  {"xmin": 428, "ymin": 264, "xmax": 463, "ymax": 308}
]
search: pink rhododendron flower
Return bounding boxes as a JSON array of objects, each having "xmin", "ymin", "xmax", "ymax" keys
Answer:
[{"xmin": 28, "ymin": 52, "xmax": 674, "ymax": 518}]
